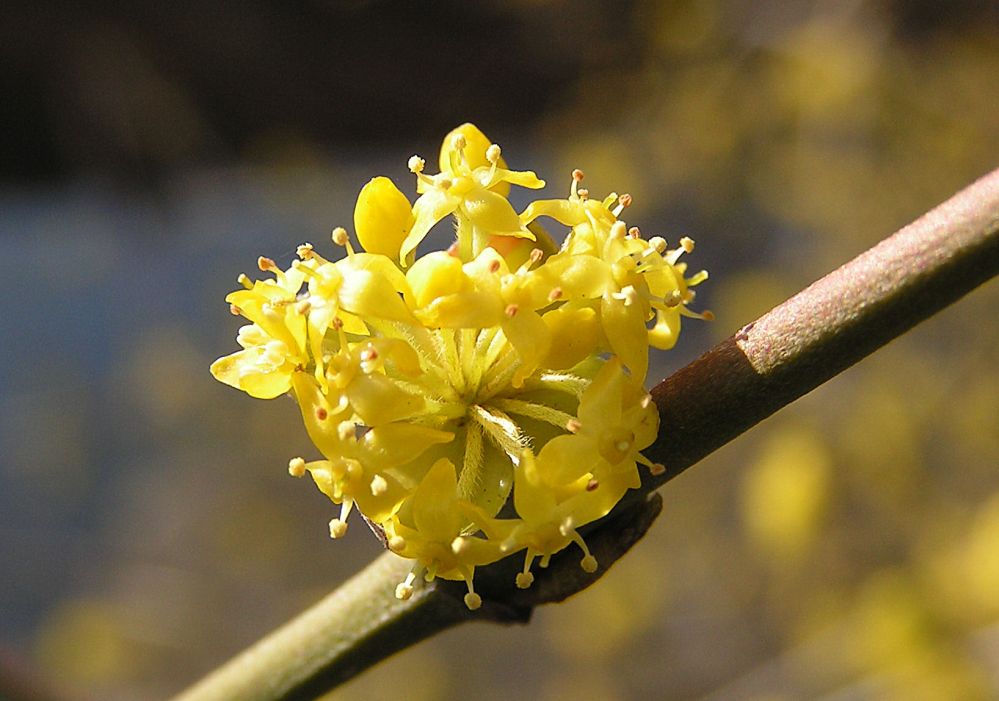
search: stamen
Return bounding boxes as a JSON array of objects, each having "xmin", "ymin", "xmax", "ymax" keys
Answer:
[
  {"xmin": 566, "ymin": 419, "xmax": 582, "ymax": 433},
  {"xmin": 446, "ymin": 241, "xmax": 461, "ymax": 257},
  {"xmin": 452, "ymin": 133, "xmax": 467, "ymax": 151},
  {"xmin": 388, "ymin": 535, "xmax": 406, "ymax": 553},
  {"xmin": 288, "ymin": 457, "xmax": 306, "ymax": 477},
  {"xmin": 488, "ymin": 259, "xmax": 501, "ymax": 273},
  {"xmin": 407, "ymin": 155, "xmax": 425, "ymax": 174},
  {"xmin": 331, "ymin": 227, "xmax": 350, "ymax": 247},
  {"xmin": 570, "ymin": 169, "xmax": 584, "ymax": 198},
  {"xmin": 702, "ymin": 310, "xmax": 716, "ymax": 321},
  {"xmin": 296, "ymin": 242, "xmax": 315, "ymax": 259},
  {"xmin": 451, "ymin": 536, "xmax": 471, "ymax": 555},
  {"xmin": 664, "ymin": 290, "xmax": 683, "ymax": 307},
  {"xmin": 395, "ymin": 571, "xmax": 417, "ymax": 600},
  {"xmin": 548, "ymin": 286, "xmax": 563, "ymax": 302},
  {"xmin": 586, "ymin": 478, "xmax": 599, "ymax": 492},
  {"xmin": 329, "ymin": 518, "xmax": 348, "ymax": 539},
  {"xmin": 516, "ymin": 571, "xmax": 534, "ymax": 588},
  {"xmin": 577, "ymin": 188, "xmax": 589, "ymax": 200},
  {"xmin": 464, "ymin": 591, "xmax": 482, "ymax": 610},
  {"xmin": 315, "ymin": 407, "xmax": 328, "ymax": 421},
  {"xmin": 580, "ymin": 554, "xmax": 598, "ymax": 573},
  {"xmin": 485, "ymin": 144, "xmax": 502, "ymax": 163},
  {"xmin": 237, "ymin": 273, "xmax": 252, "ymax": 289},
  {"xmin": 612, "ymin": 193, "xmax": 632, "ymax": 217},
  {"xmin": 337, "ymin": 421, "xmax": 356, "ymax": 442},
  {"xmin": 529, "ymin": 248, "xmax": 544, "ymax": 265},
  {"xmin": 370, "ymin": 474, "xmax": 388, "ymax": 496},
  {"xmin": 640, "ymin": 394, "xmax": 652, "ymax": 409},
  {"xmin": 229, "ymin": 304, "xmax": 242, "ymax": 316},
  {"xmin": 505, "ymin": 304, "xmax": 519, "ymax": 317},
  {"xmin": 649, "ymin": 462, "xmax": 666, "ymax": 476},
  {"xmin": 628, "ymin": 226, "xmax": 642, "ymax": 239},
  {"xmin": 679, "ymin": 236, "xmax": 695, "ymax": 253},
  {"xmin": 295, "ymin": 300, "xmax": 312, "ymax": 315},
  {"xmin": 257, "ymin": 256, "xmax": 278, "ymax": 272},
  {"xmin": 647, "ymin": 236, "xmax": 667, "ymax": 254}
]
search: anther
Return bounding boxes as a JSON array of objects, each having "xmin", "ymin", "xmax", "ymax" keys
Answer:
[
  {"xmin": 566, "ymin": 419, "xmax": 582, "ymax": 433},
  {"xmin": 488, "ymin": 259, "xmax": 501, "ymax": 273},
  {"xmin": 580, "ymin": 555, "xmax": 598, "ymax": 573},
  {"xmin": 451, "ymin": 536, "xmax": 471, "ymax": 555},
  {"xmin": 296, "ymin": 242, "xmax": 315, "ymax": 259},
  {"xmin": 516, "ymin": 572, "xmax": 534, "ymax": 589},
  {"xmin": 331, "ymin": 227, "xmax": 349, "ymax": 247},
  {"xmin": 548, "ymin": 287, "xmax": 563, "ymax": 302},
  {"xmin": 577, "ymin": 188, "xmax": 589, "ymax": 200},
  {"xmin": 437, "ymin": 178, "xmax": 453, "ymax": 191},
  {"xmin": 452, "ymin": 133, "xmax": 467, "ymax": 151},
  {"xmin": 628, "ymin": 226, "xmax": 642, "ymax": 239},
  {"xmin": 649, "ymin": 463, "xmax": 666, "ymax": 476},
  {"xmin": 586, "ymin": 478, "xmax": 600, "ymax": 492},
  {"xmin": 288, "ymin": 457, "xmax": 307, "ymax": 477},
  {"xmin": 257, "ymin": 256, "xmax": 278, "ymax": 272},
  {"xmin": 229, "ymin": 304, "xmax": 242, "ymax": 316},
  {"xmin": 665, "ymin": 290, "xmax": 683, "ymax": 307},
  {"xmin": 237, "ymin": 273, "xmax": 252, "ymax": 289},
  {"xmin": 388, "ymin": 535, "xmax": 406, "ymax": 553},
  {"xmin": 337, "ymin": 421, "xmax": 356, "ymax": 442},
  {"xmin": 331, "ymin": 317, "xmax": 344, "ymax": 330},
  {"xmin": 367, "ymin": 475, "xmax": 387, "ymax": 497},
  {"xmin": 618, "ymin": 193, "xmax": 632, "ymax": 208},
  {"xmin": 359, "ymin": 346, "xmax": 378, "ymax": 362},
  {"xmin": 702, "ymin": 310, "xmax": 716, "ymax": 321},
  {"xmin": 315, "ymin": 407, "xmax": 328, "ymax": 421},
  {"xmin": 446, "ymin": 241, "xmax": 461, "ymax": 257},
  {"xmin": 464, "ymin": 592, "xmax": 482, "ymax": 610},
  {"xmin": 485, "ymin": 144, "xmax": 502, "ymax": 163},
  {"xmin": 572, "ymin": 169, "xmax": 585, "ymax": 182},
  {"xmin": 679, "ymin": 236, "xmax": 695, "ymax": 253},
  {"xmin": 329, "ymin": 518, "xmax": 348, "ymax": 539},
  {"xmin": 295, "ymin": 300, "xmax": 312, "ymax": 315},
  {"xmin": 529, "ymin": 248, "xmax": 543, "ymax": 265},
  {"xmin": 505, "ymin": 304, "xmax": 519, "ymax": 317},
  {"xmin": 395, "ymin": 580, "xmax": 414, "ymax": 601},
  {"xmin": 648, "ymin": 236, "xmax": 667, "ymax": 253},
  {"xmin": 407, "ymin": 155, "xmax": 425, "ymax": 173}
]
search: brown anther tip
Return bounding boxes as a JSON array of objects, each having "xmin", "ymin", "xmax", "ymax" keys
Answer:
[
  {"xmin": 331, "ymin": 317, "xmax": 344, "ymax": 330},
  {"xmin": 505, "ymin": 304, "xmax": 519, "ymax": 317},
  {"xmin": 703, "ymin": 310, "xmax": 716, "ymax": 321},
  {"xmin": 566, "ymin": 419, "xmax": 582, "ymax": 433},
  {"xmin": 257, "ymin": 256, "xmax": 277, "ymax": 271},
  {"xmin": 680, "ymin": 236, "xmax": 695, "ymax": 252},
  {"xmin": 447, "ymin": 241, "xmax": 461, "ymax": 257},
  {"xmin": 529, "ymin": 248, "xmax": 543, "ymax": 263},
  {"xmin": 577, "ymin": 188, "xmax": 589, "ymax": 199},
  {"xmin": 572, "ymin": 168, "xmax": 585, "ymax": 181},
  {"xmin": 229, "ymin": 304, "xmax": 242, "ymax": 316},
  {"xmin": 360, "ymin": 347, "xmax": 378, "ymax": 361},
  {"xmin": 586, "ymin": 479, "xmax": 599, "ymax": 492},
  {"xmin": 548, "ymin": 287, "xmax": 563, "ymax": 301},
  {"xmin": 315, "ymin": 408, "xmax": 328, "ymax": 421},
  {"xmin": 618, "ymin": 193, "xmax": 633, "ymax": 208},
  {"xmin": 488, "ymin": 259, "xmax": 501, "ymax": 273},
  {"xmin": 628, "ymin": 226, "xmax": 641, "ymax": 239},
  {"xmin": 650, "ymin": 463, "xmax": 666, "ymax": 476}
]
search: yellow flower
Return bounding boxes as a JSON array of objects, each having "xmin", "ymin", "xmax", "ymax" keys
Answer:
[
  {"xmin": 400, "ymin": 124, "xmax": 545, "ymax": 264},
  {"xmin": 211, "ymin": 124, "xmax": 710, "ymax": 610}
]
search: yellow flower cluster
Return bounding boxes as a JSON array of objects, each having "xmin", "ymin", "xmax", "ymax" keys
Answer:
[{"xmin": 211, "ymin": 124, "xmax": 710, "ymax": 610}]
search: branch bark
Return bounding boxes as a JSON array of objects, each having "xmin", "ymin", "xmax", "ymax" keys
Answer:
[{"xmin": 173, "ymin": 167, "xmax": 999, "ymax": 701}]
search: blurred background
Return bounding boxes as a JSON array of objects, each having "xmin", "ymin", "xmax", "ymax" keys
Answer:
[{"xmin": 2, "ymin": 1, "xmax": 998, "ymax": 699}]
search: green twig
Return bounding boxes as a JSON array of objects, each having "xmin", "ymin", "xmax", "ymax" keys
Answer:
[{"xmin": 173, "ymin": 167, "xmax": 999, "ymax": 701}]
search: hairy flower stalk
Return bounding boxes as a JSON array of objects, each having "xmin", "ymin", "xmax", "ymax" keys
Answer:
[{"xmin": 211, "ymin": 124, "xmax": 709, "ymax": 609}]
